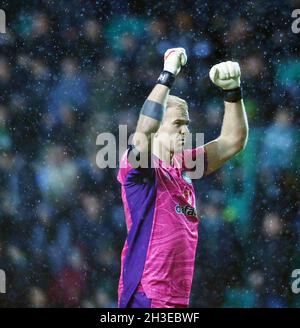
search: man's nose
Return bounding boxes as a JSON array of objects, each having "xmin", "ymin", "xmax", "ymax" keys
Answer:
[{"xmin": 181, "ymin": 125, "xmax": 189, "ymax": 134}]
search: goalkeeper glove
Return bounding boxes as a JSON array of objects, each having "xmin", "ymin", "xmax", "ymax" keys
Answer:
[
  {"xmin": 209, "ymin": 61, "xmax": 241, "ymax": 90},
  {"xmin": 163, "ymin": 47, "xmax": 187, "ymax": 76},
  {"xmin": 209, "ymin": 61, "xmax": 242, "ymax": 102}
]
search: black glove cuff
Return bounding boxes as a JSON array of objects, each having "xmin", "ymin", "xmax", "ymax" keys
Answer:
[
  {"xmin": 156, "ymin": 70, "xmax": 176, "ymax": 89},
  {"xmin": 222, "ymin": 87, "xmax": 242, "ymax": 103}
]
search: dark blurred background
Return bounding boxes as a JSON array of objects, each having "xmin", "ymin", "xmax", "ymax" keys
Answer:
[{"xmin": 0, "ymin": 0, "xmax": 299, "ymax": 307}]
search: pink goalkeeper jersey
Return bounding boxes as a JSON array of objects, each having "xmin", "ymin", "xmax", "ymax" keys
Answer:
[{"xmin": 117, "ymin": 146, "xmax": 206, "ymax": 308}]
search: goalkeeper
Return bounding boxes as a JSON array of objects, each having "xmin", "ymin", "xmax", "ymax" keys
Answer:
[{"xmin": 117, "ymin": 48, "xmax": 249, "ymax": 308}]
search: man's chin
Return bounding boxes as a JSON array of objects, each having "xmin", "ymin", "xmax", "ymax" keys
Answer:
[{"xmin": 173, "ymin": 144, "xmax": 185, "ymax": 153}]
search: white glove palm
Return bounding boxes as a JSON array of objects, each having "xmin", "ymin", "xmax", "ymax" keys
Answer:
[
  {"xmin": 209, "ymin": 61, "xmax": 241, "ymax": 90},
  {"xmin": 163, "ymin": 48, "xmax": 187, "ymax": 76}
]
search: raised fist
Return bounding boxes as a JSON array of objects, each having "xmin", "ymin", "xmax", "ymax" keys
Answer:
[
  {"xmin": 209, "ymin": 61, "xmax": 241, "ymax": 90},
  {"xmin": 163, "ymin": 48, "xmax": 187, "ymax": 76}
]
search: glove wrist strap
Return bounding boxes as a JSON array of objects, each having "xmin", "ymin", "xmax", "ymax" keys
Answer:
[
  {"xmin": 222, "ymin": 87, "xmax": 242, "ymax": 103},
  {"xmin": 156, "ymin": 70, "xmax": 176, "ymax": 89}
]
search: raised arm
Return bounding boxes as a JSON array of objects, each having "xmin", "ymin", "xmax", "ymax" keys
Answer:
[
  {"xmin": 129, "ymin": 48, "xmax": 187, "ymax": 165},
  {"xmin": 204, "ymin": 61, "xmax": 249, "ymax": 176},
  {"xmin": 132, "ymin": 84, "xmax": 170, "ymax": 154}
]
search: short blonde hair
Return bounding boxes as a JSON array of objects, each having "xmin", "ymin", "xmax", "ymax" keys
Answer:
[{"xmin": 166, "ymin": 95, "xmax": 188, "ymax": 111}]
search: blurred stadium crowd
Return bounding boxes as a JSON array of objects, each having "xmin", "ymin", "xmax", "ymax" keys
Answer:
[{"xmin": 0, "ymin": 0, "xmax": 299, "ymax": 307}]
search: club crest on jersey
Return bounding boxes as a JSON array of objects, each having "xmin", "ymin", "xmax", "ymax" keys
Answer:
[
  {"xmin": 175, "ymin": 204, "xmax": 197, "ymax": 217},
  {"xmin": 182, "ymin": 171, "xmax": 192, "ymax": 184}
]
